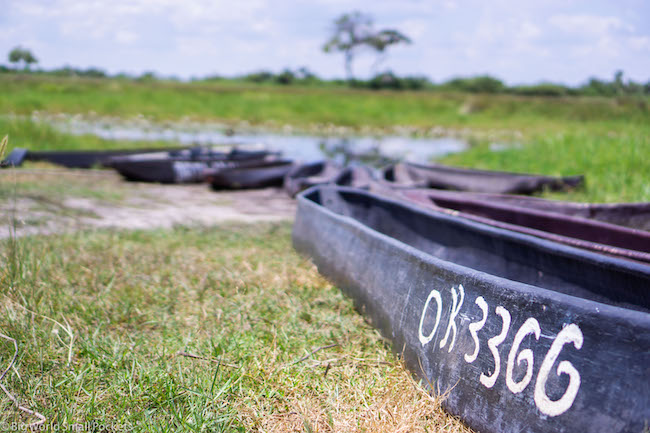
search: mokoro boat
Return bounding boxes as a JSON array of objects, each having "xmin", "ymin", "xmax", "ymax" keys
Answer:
[
  {"xmin": 382, "ymin": 162, "xmax": 584, "ymax": 194},
  {"xmin": 209, "ymin": 160, "xmax": 294, "ymax": 189},
  {"xmin": 412, "ymin": 191, "xmax": 650, "ymax": 231},
  {"xmin": 387, "ymin": 188, "xmax": 650, "ymax": 263},
  {"xmin": 283, "ymin": 161, "xmax": 341, "ymax": 197},
  {"xmin": 332, "ymin": 164, "xmax": 377, "ymax": 189},
  {"xmin": 1, "ymin": 147, "xmax": 185, "ymax": 169},
  {"xmin": 292, "ymin": 186, "xmax": 650, "ymax": 433},
  {"xmin": 108, "ymin": 148, "xmax": 277, "ymax": 183},
  {"xmin": 284, "ymin": 162, "xmax": 380, "ymax": 197}
]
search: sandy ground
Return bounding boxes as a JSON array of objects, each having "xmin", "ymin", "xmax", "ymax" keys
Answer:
[{"xmin": 0, "ymin": 169, "xmax": 296, "ymax": 238}]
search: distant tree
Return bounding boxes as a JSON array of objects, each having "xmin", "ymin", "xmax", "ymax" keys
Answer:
[
  {"xmin": 243, "ymin": 70, "xmax": 274, "ymax": 83},
  {"xmin": 295, "ymin": 66, "xmax": 316, "ymax": 80},
  {"xmin": 365, "ymin": 29, "xmax": 411, "ymax": 72},
  {"xmin": 323, "ymin": 11, "xmax": 411, "ymax": 80},
  {"xmin": 443, "ymin": 75, "xmax": 505, "ymax": 93},
  {"xmin": 613, "ymin": 70, "xmax": 625, "ymax": 95},
  {"xmin": 8, "ymin": 46, "xmax": 38, "ymax": 70},
  {"xmin": 275, "ymin": 69, "xmax": 295, "ymax": 85}
]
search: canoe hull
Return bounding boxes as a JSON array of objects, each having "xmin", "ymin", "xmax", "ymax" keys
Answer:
[
  {"xmin": 210, "ymin": 161, "xmax": 294, "ymax": 189},
  {"xmin": 109, "ymin": 159, "xmax": 211, "ymax": 183},
  {"xmin": 292, "ymin": 187, "xmax": 650, "ymax": 433},
  {"xmin": 108, "ymin": 149, "xmax": 279, "ymax": 183},
  {"xmin": 10, "ymin": 148, "xmax": 186, "ymax": 169}
]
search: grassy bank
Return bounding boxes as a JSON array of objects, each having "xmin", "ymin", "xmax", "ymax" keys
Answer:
[
  {"xmin": 0, "ymin": 223, "xmax": 471, "ymax": 432},
  {"xmin": 441, "ymin": 129, "xmax": 650, "ymax": 203},
  {"xmin": 0, "ymin": 116, "xmax": 173, "ymax": 152},
  {"xmin": 1, "ymin": 74, "xmax": 649, "ymax": 203},
  {"xmin": 1, "ymin": 75, "xmax": 649, "ymax": 134}
]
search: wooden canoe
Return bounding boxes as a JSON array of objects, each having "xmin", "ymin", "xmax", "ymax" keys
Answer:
[
  {"xmin": 283, "ymin": 160, "xmax": 342, "ymax": 197},
  {"xmin": 108, "ymin": 148, "xmax": 277, "ymax": 183},
  {"xmin": 1, "ymin": 147, "xmax": 185, "ymax": 169},
  {"xmin": 284, "ymin": 162, "xmax": 380, "ymax": 197},
  {"xmin": 405, "ymin": 191, "xmax": 650, "ymax": 231},
  {"xmin": 209, "ymin": 160, "xmax": 294, "ymax": 189},
  {"xmin": 292, "ymin": 186, "xmax": 650, "ymax": 433},
  {"xmin": 382, "ymin": 162, "xmax": 584, "ymax": 194},
  {"xmin": 383, "ymin": 188, "xmax": 650, "ymax": 263}
]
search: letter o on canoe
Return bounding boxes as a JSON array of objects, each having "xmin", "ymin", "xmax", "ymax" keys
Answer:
[{"xmin": 419, "ymin": 289, "xmax": 442, "ymax": 346}]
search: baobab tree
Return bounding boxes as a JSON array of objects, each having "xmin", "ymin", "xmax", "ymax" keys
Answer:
[{"xmin": 323, "ymin": 11, "xmax": 411, "ymax": 80}]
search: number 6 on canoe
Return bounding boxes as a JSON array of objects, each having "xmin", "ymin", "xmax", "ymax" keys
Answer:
[{"xmin": 534, "ymin": 323, "xmax": 583, "ymax": 417}]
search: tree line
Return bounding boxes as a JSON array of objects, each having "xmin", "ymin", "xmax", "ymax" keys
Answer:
[
  {"xmin": 3, "ymin": 61, "xmax": 648, "ymax": 98},
  {"xmin": 4, "ymin": 9, "xmax": 650, "ymax": 98}
]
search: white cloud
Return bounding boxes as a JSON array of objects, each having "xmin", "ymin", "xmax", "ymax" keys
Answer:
[
  {"xmin": 398, "ymin": 19, "xmax": 429, "ymax": 40},
  {"xmin": 628, "ymin": 36, "xmax": 650, "ymax": 51},
  {"xmin": 549, "ymin": 14, "xmax": 632, "ymax": 35},
  {"xmin": 115, "ymin": 30, "xmax": 139, "ymax": 45}
]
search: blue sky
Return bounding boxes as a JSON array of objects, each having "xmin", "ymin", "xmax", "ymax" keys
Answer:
[{"xmin": 1, "ymin": 0, "xmax": 649, "ymax": 85}]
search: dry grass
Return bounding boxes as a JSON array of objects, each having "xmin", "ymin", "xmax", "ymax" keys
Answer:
[
  {"xmin": 0, "ymin": 223, "xmax": 473, "ymax": 432},
  {"xmin": 0, "ymin": 164, "xmax": 128, "ymax": 204},
  {"xmin": 239, "ymin": 365, "xmax": 471, "ymax": 433}
]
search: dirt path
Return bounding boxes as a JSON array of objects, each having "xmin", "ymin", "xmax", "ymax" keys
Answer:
[{"xmin": 0, "ymin": 169, "xmax": 296, "ymax": 238}]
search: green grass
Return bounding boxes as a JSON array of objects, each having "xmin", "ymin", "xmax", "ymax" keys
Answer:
[
  {"xmin": 1, "ymin": 75, "xmax": 648, "ymax": 134},
  {"xmin": 440, "ymin": 129, "xmax": 650, "ymax": 203},
  {"xmin": 0, "ymin": 116, "xmax": 176, "ymax": 153},
  {"xmin": 0, "ymin": 224, "xmax": 471, "ymax": 432}
]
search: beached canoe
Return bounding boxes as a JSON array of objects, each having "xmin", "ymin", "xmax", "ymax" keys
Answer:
[
  {"xmin": 409, "ymin": 191, "xmax": 650, "ymax": 231},
  {"xmin": 284, "ymin": 162, "xmax": 380, "ymax": 197},
  {"xmin": 1, "ymin": 147, "xmax": 186, "ymax": 169},
  {"xmin": 283, "ymin": 160, "xmax": 342, "ymax": 197},
  {"xmin": 332, "ymin": 164, "xmax": 377, "ymax": 189},
  {"xmin": 292, "ymin": 186, "xmax": 650, "ymax": 433},
  {"xmin": 382, "ymin": 162, "xmax": 584, "ymax": 194},
  {"xmin": 209, "ymin": 159, "xmax": 294, "ymax": 189},
  {"xmin": 108, "ymin": 148, "xmax": 277, "ymax": 183},
  {"xmin": 385, "ymin": 188, "xmax": 650, "ymax": 263}
]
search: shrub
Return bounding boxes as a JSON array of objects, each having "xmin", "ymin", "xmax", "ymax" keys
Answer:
[
  {"xmin": 509, "ymin": 83, "xmax": 569, "ymax": 97},
  {"xmin": 442, "ymin": 75, "xmax": 505, "ymax": 93}
]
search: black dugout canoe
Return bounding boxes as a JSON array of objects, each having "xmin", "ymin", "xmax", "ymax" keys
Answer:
[
  {"xmin": 209, "ymin": 159, "xmax": 294, "ymax": 189},
  {"xmin": 382, "ymin": 161, "xmax": 584, "ymax": 194},
  {"xmin": 332, "ymin": 164, "xmax": 378, "ymax": 189},
  {"xmin": 108, "ymin": 148, "xmax": 277, "ymax": 183},
  {"xmin": 1, "ymin": 147, "xmax": 185, "ymax": 169},
  {"xmin": 292, "ymin": 186, "xmax": 650, "ymax": 433},
  {"xmin": 387, "ymin": 188, "xmax": 650, "ymax": 263},
  {"xmin": 284, "ymin": 162, "xmax": 380, "ymax": 197},
  {"xmin": 283, "ymin": 160, "xmax": 341, "ymax": 197},
  {"xmin": 419, "ymin": 191, "xmax": 650, "ymax": 231}
]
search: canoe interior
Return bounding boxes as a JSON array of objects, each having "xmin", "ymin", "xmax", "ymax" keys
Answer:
[{"xmin": 306, "ymin": 187, "xmax": 650, "ymax": 313}]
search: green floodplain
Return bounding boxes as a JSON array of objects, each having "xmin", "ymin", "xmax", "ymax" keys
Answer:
[{"xmin": 2, "ymin": 74, "xmax": 649, "ymax": 203}]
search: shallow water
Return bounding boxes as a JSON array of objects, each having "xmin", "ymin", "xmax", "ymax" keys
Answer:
[{"xmin": 48, "ymin": 117, "xmax": 468, "ymax": 165}]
